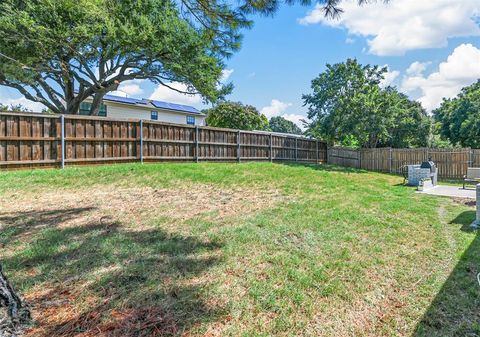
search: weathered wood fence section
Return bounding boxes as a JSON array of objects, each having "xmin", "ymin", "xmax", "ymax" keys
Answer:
[
  {"xmin": 328, "ymin": 146, "xmax": 480, "ymax": 179},
  {"xmin": 0, "ymin": 112, "xmax": 327, "ymax": 169}
]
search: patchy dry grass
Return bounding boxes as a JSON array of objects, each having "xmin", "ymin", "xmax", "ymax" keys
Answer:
[{"xmin": 0, "ymin": 162, "xmax": 479, "ymax": 336}]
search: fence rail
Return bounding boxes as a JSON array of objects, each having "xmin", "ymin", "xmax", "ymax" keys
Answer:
[
  {"xmin": 0, "ymin": 112, "xmax": 327, "ymax": 169},
  {"xmin": 328, "ymin": 146, "xmax": 478, "ymax": 180}
]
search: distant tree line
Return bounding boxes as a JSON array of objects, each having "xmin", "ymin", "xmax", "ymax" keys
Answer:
[
  {"xmin": 203, "ymin": 60, "xmax": 480, "ymax": 147},
  {"xmin": 269, "ymin": 116, "xmax": 302, "ymax": 135},
  {"xmin": 302, "ymin": 59, "xmax": 479, "ymax": 149},
  {"xmin": 203, "ymin": 102, "xmax": 303, "ymax": 135},
  {"xmin": 0, "ymin": 103, "xmax": 32, "ymax": 112}
]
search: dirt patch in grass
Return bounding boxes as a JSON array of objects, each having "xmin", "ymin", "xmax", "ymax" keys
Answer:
[
  {"xmin": 1, "ymin": 184, "xmax": 285, "ymax": 237},
  {"xmin": 451, "ymin": 197, "xmax": 476, "ymax": 207}
]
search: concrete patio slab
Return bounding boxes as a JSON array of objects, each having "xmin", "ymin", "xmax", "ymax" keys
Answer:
[{"xmin": 417, "ymin": 185, "xmax": 476, "ymax": 199}]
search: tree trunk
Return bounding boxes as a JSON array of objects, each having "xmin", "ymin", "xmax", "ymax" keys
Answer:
[
  {"xmin": 0, "ymin": 263, "xmax": 30, "ymax": 330},
  {"xmin": 90, "ymin": 92, "xmax": 106, "ymax": 116},
  {"xmin": 66, "ymin": 99, "xmax": 81, "ymax": 115},
  {"xmin": 90, "ymin": 82, "xmax": 118, "ymax": 116}
]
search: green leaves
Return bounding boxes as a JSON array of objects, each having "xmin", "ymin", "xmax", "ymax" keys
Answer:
[
  {"xmin": 269, "ymin": 116, "xmax": 302, "ymax": 135},
  {"xmin": 0, "ymin": 0, "xmax": 240, "ymax": 113},
  {"xmin": 303, "ymin": 59, "xmax": 431, "ymax": 148},
  {"xmin": 204, "ymin": 101, "xmax": 269, "ymax": 131},
  {"xmin": 434, "ymin": 80, "xmax": 480, "ymax": 148}
]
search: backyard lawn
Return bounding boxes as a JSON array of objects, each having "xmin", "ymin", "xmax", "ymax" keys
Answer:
[{"xmin": 0, "ymin": 162, "xmax": 479, "ymax": 336}]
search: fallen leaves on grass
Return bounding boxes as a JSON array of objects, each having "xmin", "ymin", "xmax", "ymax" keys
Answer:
[{"xmin": 25, "ymin": 285, "xmax": 179, "ymax": 337}]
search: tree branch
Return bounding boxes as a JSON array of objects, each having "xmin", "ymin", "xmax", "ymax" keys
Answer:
[{"xmin": 0, "ymin": 78, "xmax": 61, "ymax": 113}]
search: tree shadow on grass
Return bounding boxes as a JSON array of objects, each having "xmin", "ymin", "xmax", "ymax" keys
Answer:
[
  {"xmin": 279, "ymin": 162, "xmax": 367, "ymax": 174},
  {"xmin": 413, "ymin": 210, "xmax": 480, "ymax": 337},
  {"xmin": 0, "ymin": 208, "xmax": 223, "ymax": 336},
  {"xmin": 0, "ymin": 207, "xmax": 96, "ymax": 246}
]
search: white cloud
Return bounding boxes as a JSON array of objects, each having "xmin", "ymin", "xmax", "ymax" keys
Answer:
[
  {"xmin": 215, "ymin": 68, "xmax": 234, "ymax": 90},
  {"xmin": 260, "ymin": 99, "xmax": 308, "ymax": 130},
  {"xmin": 282, "ymin": 114, "xmax": 308, "ymax": 130},
  {"xmin": 406, "ymin": 61, "xmax": 431, "ymax": 76},
  {"xmin": 345, "ymin": 37, "xmax": 355, "ymax": 44},
  {"xmin": 299, "ymin": 0, "xmax": 480, "ymax": 56},
  {"xmin": 380, "ymin": 67, "xmax": 400, "ymax": 88},
  {"xmin": 109, "ymin": 90, "xmax": 129, "ymax": 98},
  {"xmin": 220, "ymin": 69, "xmax": 234, "ymax": 82},
  {"xmin": 401, "ymin": 43, "xmax": 480, "ymax": 111},
  {"xmin": 260, "ymin": 99, "xmax": 292, "ymax": 118},
  {"xmin": 110, "ymin": 85, "xmax": 144, "ymax": 98},
  {"xmin": 149, "ymin": 82, "xmax": 202, "ymax": 106},
  {"xmin": 117, "ymin": 80, "xmax": 145, "ymax": 96},
  {"xmin": 0, "ymin": 87, "xmax": 46, "ymax": 112}
]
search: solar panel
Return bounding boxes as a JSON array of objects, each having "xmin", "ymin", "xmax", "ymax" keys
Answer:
[
  {"xmin": 149, "ymin": 99, "xmax": 200, "ymax": 114},
  {"xmin": 101, "ymin": 93, "xmax": 201, "ymax": 114},
  {"xmin": 103, "ymin": 94, "xmax": 146, "ymax": 105}
]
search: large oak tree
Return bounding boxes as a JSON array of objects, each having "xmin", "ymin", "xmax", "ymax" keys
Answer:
[
  {"xmin": 0, "ymin": 0, "xmax": 379, "ymax": 115},
  {"xmin": 0, "ymin": 0, "xmax": 243, "ymax": 114}
]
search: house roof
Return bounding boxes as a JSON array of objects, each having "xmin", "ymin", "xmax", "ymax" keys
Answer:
[{"xmin": 101, "ymin": 94, "xmax": 203, "ymax": 115}]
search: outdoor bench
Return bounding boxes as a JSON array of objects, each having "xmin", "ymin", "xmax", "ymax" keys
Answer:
[{"xmin": 463, "ymin": 167, "xmax": 480, "ymax": 189}]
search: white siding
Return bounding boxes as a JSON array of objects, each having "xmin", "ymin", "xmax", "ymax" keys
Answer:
[{"xmin": 98, "ymin": 101, "xmax": 205, "ymax": 126}]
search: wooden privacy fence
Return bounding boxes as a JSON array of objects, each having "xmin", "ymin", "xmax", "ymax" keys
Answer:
[
  {"xmin": 0, "ymin": 112, "xmax": 327, "ymax": 169},
  {"xmin": 328, "ymin": 146, "xmax": 480, "ymax": 179}
]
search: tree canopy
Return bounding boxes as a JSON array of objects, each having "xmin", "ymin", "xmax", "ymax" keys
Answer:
[
  {"xmin": 0, "ymin": 0, "xmax": 380, "ymax": 115},
  {"xmin": 303, "ymin": 59, "xmax": 431, "ymax": 148},
  {"xmin": 0, "ymin": 0, "xmax": 239, "ymax": 114},
  {"xmin": 269, "ymin": 116, "xmax": 302, "ymax": 135},
  {"xmin": 205, "ymin": 101, "xmax": 269, "ymax": 130},
  {"xmin": 433, "ymin": 80, "xmax": 480, "ymax": 148}
]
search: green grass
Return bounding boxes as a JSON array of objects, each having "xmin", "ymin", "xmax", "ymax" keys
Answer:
[{"xmin": 0, "ymin": 162, "xmax": 479, "ymax": 336}]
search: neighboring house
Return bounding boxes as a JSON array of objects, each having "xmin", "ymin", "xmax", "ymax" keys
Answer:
[{"xmin": 81, "ymin": 93, "xmax": 205, "ymax": 126}]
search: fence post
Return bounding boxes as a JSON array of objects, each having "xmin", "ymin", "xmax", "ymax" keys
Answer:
[
  {"xmin": 270, "ymin": 133, "xmax": 273, "ymax": 162},
  {"xmin": 139, "ymin": 120, "xmax": 144, "ymax": 164},
  {"xmin": 316, "ymin": 140, "xmax": 319, "ymax": 164},
  {"xmin": 60, "ymin": 114, "xmax": 65, "ymax": 169},
  {"xmin": 237, "ymin": 130, "xmax": 241, "ymax": 163},
  {"xmin": 295, "ymin": 137, "xmax": 298, "ymax": 162},
  {"xmin": 470, "ymin": 148, "xmax": 474, "ymax": 167},
  {"xmin": 389, "ymin": 147, "xmax": 393, "ymax": 173},
  {"xmin": 195, "ymin": 126, "xmax": 199, "ymax": 163}
]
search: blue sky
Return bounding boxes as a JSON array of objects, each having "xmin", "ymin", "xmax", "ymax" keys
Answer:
[{"xmin": 1, "ymin": 0, "xmax": 479, "ymax": 127}]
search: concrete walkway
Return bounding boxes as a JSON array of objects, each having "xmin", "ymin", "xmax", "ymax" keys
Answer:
[{"xmin": 417, "ymin": 185, "xmax": 476, "ymax": 199}]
